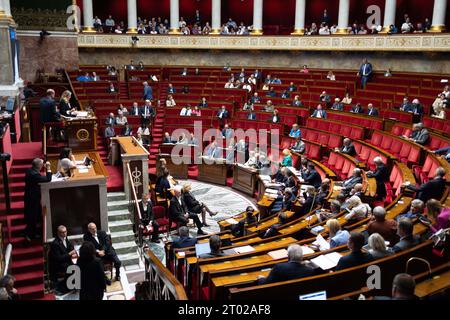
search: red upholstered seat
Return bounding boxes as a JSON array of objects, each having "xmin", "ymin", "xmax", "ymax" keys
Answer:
[
  {"xmin": 341, "ymin": 160, "xmax": 351, "ymax": 179},
  {"xmin": 334, "ymin": 155, "xmax": 345, "ymax": 172},
  {"xmin": 380, "ymin": 136, "xmax": 393, "ymax": 151},
  {"xmin": 359, "ymin": 145, "xmax": 371, "ymax": 162},
  {"xmin": 327, "ymin": 152, "xmax": 338, "ymax": 167},
  {"xmin": 370, "ymin": 132, "xmax": 383, "ymax": 147},
  {"xmin": 328, "ymin": 135, "xmax": 342, "ymax": 149},
  {"xmin": 407, "ymin": 147, "xmax": 421, "ymax": 165},
  {"xmin": 390, "ymin": 139, "xmax": 402, "ymax": 155},
  {"xmin": 306, "ymin": 143, "xmax": 321, "ymax": 160}
]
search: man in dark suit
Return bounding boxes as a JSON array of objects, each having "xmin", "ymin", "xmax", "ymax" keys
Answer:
[
  {"xmin": 366, "ymin": 156, "xmax": 389, "ymax": 200},
  {"xmin": 83, "ymin": 222, "xmax": 122, "ymax": 281},
  {"xmin": 268, "ymin": 110, "xmax": 280, "ymax": 123},
  {"xmin": 138, "ymin": 194, "xmax": 160, "ymax": 243},
  {"xmin": 350, "ymin": 103, "xmax": 364, "ymax": 114},
  {"xmin": 169, "ymin": 186, "xmax": 206, "ymax": 235},
  {"xmin": 338, "ymin": 138, "xmax": 357, "ymax": 157},
  {"xmin": 217, "ymin": 106, "xmax": 229, "ymax": 128},
  {"xmin": 142, "ymin": 81, "xmax": 153, "ymax": 101},
  {"xmin": 130, "ymin": 102, "xmax": 141, "ymax": 116},
  {"xmin": 39, "ymin": 89, "xmax": 59, "ymax": 124},
  {"xmin": 198, "ymin": 235, "xmax": 226, "ymax": 259},
  {"xmin": 366, "ymin": 103, "xmax": 379, "ymax": 116},
  {"xmin": 301, "ymin": 162, "xmax": 322, "ymax": 188},
  {"xmin": 311, "ymin": 105, "xmax": 327, "ymax": 119},
  {"xmin": 49, "ymin": 225, "xmax": 78, "ymax": 283},
  {"xmin": 358, "ymin": 58, "xmax": 373, "ymax": 89},
  {"xmin": 406, "ymin": 167, "xmax": 446, "ymax": 203},
  {"xmin": 391, "ymin": 218, "xmax": 420, "ymax": 253},
  {"xmin": 340, "ymin": 168, "xmax": 363, "ymax": 196},
  {"xmin": 399, "ymin": 97, "xmax": 412, "ymax": 112},
  {"xmin": 295, "ymin": 186, "xmax": 317, "ymax": 218},
  {"xmin": 374, "ymin": 273, "xmax": 418, "ymax": 300},
  {"xmin": 24, "ymin": 158, "xmax": 52, "ymax": 241},
  {"xmin": 140, "ymin": 99, "xmax": 155, "ymax": 126},
  {"xmin": 258, "ymin": 244, "xmax": 315, "ymax": 284},
  {"xmin": 247, "ymin": 109, "xmax": 256, "ymax": 120},
  {"xmin": 409, "ymin": 99, "xmax": 423, "ymax": 116},
  {"xmin": 406, "ymin": 123, "xmax": 429, "ymax": 146},
  {"xmin": 172, "ymin": 226, "xmax": 197, "ymax": 249},
  {"xmin": 319, "ymin": 91, "xmax": 331, "ymax": 107},
  {"xmin": 331, "ymin": 98, "xmax": 344, "ymax": 111},
  {"xmin": 335, "ymin": 232, "xmax": 374, "ymax": 270}
]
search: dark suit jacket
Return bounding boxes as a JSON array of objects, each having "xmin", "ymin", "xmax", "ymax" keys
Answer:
[
  {"xmin": 391, "ymin": 235, "xmax": 421, "ymax": 253},
  {"xmin": 217, "ymin": 110, "xmax": 229, "ymax": 119},
  {"xmin": 143, "ymin": 85, "xmax": 153, "ymax": 100},
  {"xmin": 340, "ymin": 144, "xmax": 357, "ymax": 157},
  {"xmin": 77, "ymin": 257, "xmax": 106, "ymax": 300},
  {"xmin": 335, "ymin": 251, "xmax": 374, "ymax": 271},
  {"xmin": 311, "ymin": 109, "xmax": 327, "ymax": 118},
  {"xmin": 342, "ymin": 176, "xmax": 362, "ymax": 192},
  {"xmin": 24, "ymin": 168, "xmax": 52, "ymax": 218},
  {"xmin": 367, "ymin": 164, "xmax": 389, "ymax": 198},
  {"xmin": 408, "ymin": 177, "xmax": 446, "ymax": 202},
  {"xmin": 140, "ymin": 105, "xmax": 155, "ymax": 119},
  {"xmin": 302, "ymin": 169, "xmax": 322, "ymax": 188},
  {"xmin": 39, "ymin": 96, "xmax": 59, "ymax": 123},
  {"xmin": 172, "ymin": 236, "xmax": 197, "ymax": 249},
  {"xmin": 411, "ymin": 129, "xmax": 429, "ymax": 145},
  {"xmin": 248, "ymin": 113, "xmax": 256, "ymax": 120},
  {"xmin": 367, "ymin": 108, "xmax": 379, "ymax": 116},
  {"xmin": 59, "ymin": 100, "xmax": 73, "ymax": 117},
  {"xmin": 169, "ymin": 196, "xmax": 188, "ymax": 221},
  {"xmin": 139, "ymin": 200, "xmax": 154, "ymax": 222},
  {"xmin": 359, "ymin": 63, "xmax": 373, "ymax": 77},
  {"xmin": 49, "ymin": 237, "xmax": 74, "ymax": 278},
  {"xmin": 261, "ymin": 261, "xmax": 315, "ymax": 284},
  {"xmin": 83, "ymin": 230, "xmax": 115, "ymax": 257},
  {"xmin": 351, "ymin": 105, "xmax": 364, "ymax": 114},
  {"xmin": 269, "ymin": 115, "xmax": 280, "ymax": 123},
  {"xmin": 183, "ymin": 192, "xmax": 202, "ymax": 213},
  {"xmin": 296, "ymin": 195, "xmax": 316, "ymax": 217}
]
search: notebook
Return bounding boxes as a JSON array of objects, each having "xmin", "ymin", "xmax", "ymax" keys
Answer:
[
  {"xmin": 195, "ymin": 242, "xmax": 211, "ymax": 257},
  {"xmin": 312, "ymin": 234, "xmax": 330, "ymax": 251},
  {"xmin": 225, "ymin": 218, "xmax": 239, "ymax": 225},
  {"xmin": 268, "ymin": 249, "xmax": 288, "ymax": 260},
  {"xmin": 310, "ymin": 252, "xmax": 342, "ymax": 270},
  {"xmin": 234, "ymin": 245, "xmax": 255, "ymax": 254}
]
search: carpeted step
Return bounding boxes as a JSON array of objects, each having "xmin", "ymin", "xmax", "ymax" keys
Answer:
[
  {"xmin": 12, "ymin": 257, "xmax": 44, "ymax": 273},
  {"xmin": 10, "ymin": 164, "xmax": 30, "ymax": 174},
  {"xmin": 17, "ymin": 283, "xmax": 44, "ymax": 300},
  {"xmin": 14, "ymin": 270, "xmax": 44, "ymax": 287},
  {"xmin": 12, "ymin": 245, "xmax": 43, "ymax": 260}
]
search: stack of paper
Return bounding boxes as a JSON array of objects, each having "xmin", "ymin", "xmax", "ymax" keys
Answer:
[
  {"xmin": 268, "ymin": 248, "xmax": 288, "ymax": 260},
  {"xmin": 259, "ymin": 175, "xmax": 271, "ymax": 181},
  {"xmin": 301, "ymin": 246, "xmax": 315, "ymax": 255},
  {"xmin": 312, "ymin": 234, "xmax": 330, "ymax": 251},
  {"xmin": 78, "ymin": 168, "xmax": 89, "ymax": 174},
  {"xmin": 225, "ymin": 218, "xmax": 239, "ymax": 225},
  {"xmin": 265, "ymin": 188, "xmax": 279, "ymax": 194},
  {"xmin": 234, "ymin": 245, "xmax": 255, "ymax": 254},
  {"xmin": 310, "ymin": 252, "xmax": 342, "ymax": 270}
]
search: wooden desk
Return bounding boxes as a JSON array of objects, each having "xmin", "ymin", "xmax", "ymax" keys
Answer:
[
  {"xmin": 63, "ymin": 116, "xmax": 97, "ymax": 151},
  {"xmin": 197, "ymin": 157, "xmax": 228, "ymax": 185},
  {"xmin": 232, "ymin": 164, "xmax": 258, "ymax": 196},
  {"xmin": 158, "ymin": 153, "xmax": 189, "ymax": 179},
  {"xmin": 111, "ymin": 136, "xmax": 150, "ymax": 200},
  {"xmin": 415, "ymin": 269, "xmax": 450, "ymax": 298},
  {"xmin": 41, "ymin": 152, "xmax": 108, "ymax": 241}
]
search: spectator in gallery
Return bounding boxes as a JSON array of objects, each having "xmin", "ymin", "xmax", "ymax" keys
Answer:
[
  {"xmin": 165, "ymin": 94, "xmax": 176, "ymax": 107},
  {"xmin": 401, "ymin": 17, "xmax": 414, "ymax": 33},
  {"xmin": 203, "ymin": 22, "xmax": 212, "ymax": 34},
  {"xmin": 319, "ymin": 23, "xmax": 330, "ymax": 35},
  {"xmin": 388, "ymin": 24, "xmax": 398, "ymax": 34},
  {"xmin": 105, "ymin": 15, "xmax": 115, "ymax": 33},
  {"xmin": 327, "ymin": 71, "xmax": 336, "ymax": 81},
  {"xmin": 311, "ymin": 104, "xmax": 327, "ymax": 119},
  {"xmin": 179, "ymin": 17, "xmax": 187, "ymax": 29},
  {"xmin": 292, "ymin": 95, "xmax": 303, "ymax": 107},
  {"xmin": 321, "ymin": 9, "xmax": 331, "ymax": 26},
  {"xmin": 93, "ymin": 16, "xmax": 102, "ymax": 31},
  {"xmin": 300, "ymin": 65, "xmax": 309, "ymax": 73},
  {"xmin": 331, "ymin": 98, "xmax": 343, "ymax": 111},
  {"xmin": 191, "ymin": 105, "xmax": 202, "ymax": 116}
]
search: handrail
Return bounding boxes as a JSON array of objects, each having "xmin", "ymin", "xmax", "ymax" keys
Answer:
[
  {"xmin": 143, "ymin": 248, "xmax": 188, "ymax": 300},
  {"xmin": 126, "ymin": 162, "xmax": 143, "ymax": 246},
  {"xmin": 126, "ymin": 162, "xmax": 142, "ymax": 221},
  {"xmin": 63, "ymin": 69, "xmax": 83, "ymax": 110}
]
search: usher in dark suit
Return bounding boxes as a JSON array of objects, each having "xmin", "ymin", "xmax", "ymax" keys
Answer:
[
  {"xmin": 83, "ymin": 230, "xmax": 122, "ymax": 277},
  {"xmin": 367, "ymin": 163, "xmax": 389, "ymax": 200},
  {"xmin": 48, "ymin": 236, "xmax": 74, "ymax": 281},
  {"xmin": 139, "ymin": 200, "xmax": 159, "ymax": 241}
]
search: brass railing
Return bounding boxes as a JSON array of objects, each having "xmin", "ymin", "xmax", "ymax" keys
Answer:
[{"xmin": 126, "ymin": 162, "xmax": 143, "ymax": 246}]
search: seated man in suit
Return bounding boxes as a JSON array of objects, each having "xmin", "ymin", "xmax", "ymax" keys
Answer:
[
  {"xmin": 270, "ymin": 188, "xmax": 297, "ymax": 214},
  {"xmin": 367, "ymin": 206, "xmax": 399, "ymax": 246},
  {"xmin": 350, "ymin": 103, "xmax": 364, "ymax": 114},
  {"xmin": 396, "ymin": 199, "xmax": 425, "ymax": 221},
  {"xmin": 405, "ymin": 167, "xmax": 446, "ymax": 202},
  {"xmin": 139, "ymin": 194, "xmax": 160, "ymax": 243},
  {"xmin": 404, "ymin": 122, "xmax": 429, "ymax": 146},
  {"xmin": 336, "ymin": 138, "xmax": 357, "ymax": 157},
  {"xmin": 105, "ymin": 113, "xmax": 115, "ymax": 126},
  {"xmin": 49, "ymin": 225, "xmax": 78, "ymax": 288},
  {"xmin": 268, "ymin": 110, "xmax": 280, "ymax": 123},
  {"xmin": 301, "ymin": 162, "xmax": 322, "ymax": 188},
  {"xmin": 84, "ymin": 222, "xmax": 122, "ymax": 281},
  {"xmin": 231, "ymin": 206, "xmax": 257, "ymax": 238},
  {"xmin": 340, "ymin": 168, "xmax": 363, "ymax": 196},
  {"xmin": 140, "ymin": 100, "xmax": 155, "ymax": 126},
  {"xmin": 295, "ymin": 186, "xmax": 317, "ymax": 218},
  {"xmin": 331, "ymin": 98, "xmax": 344, "ymax": 111},
  {"xmin": 335, "ymin": 232, "xmax": 374, "ymax": 270},
  {"xmin": 374, "ymin": 273, "xmax": 417, "ymax": 300},
  {"xmin": 247, "ymin": 109, "xmax": 256, "ymax": 120},
  {"xmin": 409, "ymin": 98, "xmax": 423, "ymax": 116},
  {"xmin": 198, "ymin": 235, "xmax": 226, "ymax": 259},
  {"xmin": 130, "ymin": 102, "xmax": 141, "ymax": 116},
  {"xmin": 311, "ymin": 104, "xmax": 327, "ymax": 119},
  {"xmin": 366, "ymin": 103, "xmax": 379, "ymax": 116},
  {"xmin": 258, "ymin": 244, "xmax": 315, "ymax": 284},
  {"xmin": 366, "ymin": 156, "xmax": 389, "ymax": 201},
  {"xmin": 319, "ymin": 91, "xmax": 331, "ymax": 107},
  {"xmin": 399, "ymin": 97, "xmax": 412, "ymax": 112},
  {"xmin": 291, "ymin": 137, "xmax": 306, "ymax": 154},
  {"xmin": 205, "ymin": 141, "xmax": 222, "ymax": 159},
  {"xmin": 172, "ymin": 226, "xmax": 197, "ymax": 249},
  {"xmin": 169, "ymin": 185, "xmax": 206, "ymax": 235},
  {"xmin": 263, "ymin": 212, "xmax": 289, "ymax": 239},
  {"xmin": 390, "ymin": 218, "xmax": 420, "ymax": 253},
  {"xmin": 433, "ymin": 146, "xmax": 450, "ymax": 163}
]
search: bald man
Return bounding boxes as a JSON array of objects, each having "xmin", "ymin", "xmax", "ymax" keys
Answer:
[{"xmin": 83, "ymin": 222, "xmax": 122, "ymax": 281}]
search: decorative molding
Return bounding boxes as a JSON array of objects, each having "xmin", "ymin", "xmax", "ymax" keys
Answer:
[
  {"xmin": 78, "ymin": 34, "xmax": 450, "ymax": 52},
  {"xmin": 11, "ymin": 7, "xmax": 70, "ymax": 31}
]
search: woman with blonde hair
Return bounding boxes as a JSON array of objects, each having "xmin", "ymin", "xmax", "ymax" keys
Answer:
[
  {"xmin": 344, "ymin": 195, "xmax": 371, "ymax": 222},
  {"xmin": 281, "ymin": 149, "xmax": 293, "ymax": 167},
  {"xmin": 59, "ymin": 90, "xmax": 75, "ymax": 117},
  {"xmin": 326, "ymin": 219, "xmax": 350, "ymax": 248},
  {"xmin": 182, "ymin": 183, "xmax": 218, "ymax": 226},
  {"xmin": 367, "ymin": 233, "xmax": 393, "ymax": 259}
]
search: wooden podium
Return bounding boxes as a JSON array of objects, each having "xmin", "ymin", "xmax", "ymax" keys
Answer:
[
  {"xmin": 197, "ymin": 157, "xmax": 228, "ymax": 185},
  {"xmin": 63, "ymin": 116, "xmax": 97, "ymax": 151},
  {"xmin": 41, "ymin": 152, "xmax": 108, "ymax": 241},
  {"xmin": 232, "ymin": 164, "xmax": 258, "ymax": 196}
]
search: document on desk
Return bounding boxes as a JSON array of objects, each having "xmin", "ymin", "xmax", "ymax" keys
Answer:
[
  {"xmin": 310, "ymin": 252, "xmax": 342, "ymax": 270},
  {"xmin": 78, "ymin": 168, "xmax": 89, "ymax": 174},
  {"xmin": 225, "ymin": 218, "xmax": 239, "ymax": 225},
  {"xmin": 301, "ymin": 246, "xmax": 315, "ymax": 255},
  {"xmin": 268, "ymin": 248, "xmax": 288, "ymax": 260},
  {"xmin": 259, "ymin": 175, "xmax": 271, "ymax": 181},
  {"xmin": 51, "ymin": 175, "xmax": 66, "ymax": 182},
  {"xmin": 234, "ymin": 245, "xmax": 255, "ymax": 254},
  {"xmin": 312, "ymin": 234, "xmax": 330, "ymax": 251}
]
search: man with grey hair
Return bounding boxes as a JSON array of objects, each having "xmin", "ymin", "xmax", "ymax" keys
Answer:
[
  {"xmin": 367, "ymin": 206, "xmax": 399, "ymax": 245},
  {"xmin": 374, "ymin": 273, "xmax": 417, "ymax": 300},
  {"xmin": 258, "ymin": 244, "xmax": 315, "ymax": 284},
  {"xmin": 169, "ymin": 185, "xmax": 206, "ymax": 235},
  {"xmin": 24, "ymin": 158, "xmax": 52, "ymax": 241},
  {"xmin": 405, "ymin": 122, "xmax": 429, "ymax": 145},
  {"xmin": 338, "ymin": 138, "xmax": 357, "ymax": 157},
  {"xmin": 405, "ymin": 166, "xmax": 446, "ymax": 202},
  {"xmin": 341, "ymin": 168, "xmax": 363, "ymax": 195},
  {"xmin": 367, "ymin": 156, "xmax": 389, "ymax": 200},
  {"xmin": 396, "ymin": 199, "xmax": 424, "ymax": 221},
  {"xmin": 172, "ymin": 226, "xmax": 197, "ymax": 249},
  {"xmin": 391, "ymin": 218, "xmax": 420, "ymax": 253}
]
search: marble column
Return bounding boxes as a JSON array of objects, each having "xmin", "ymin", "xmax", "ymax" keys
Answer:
[
  {"xmin": 127, "ymin": 0, "xmax": 138, "ymax": 33},
  {"xmin": 251, "ymin": 0, "xmax": 263, "ymax": 35},
  {"xmin": 169, "ymin": 0, "xmax": 180, "ymax": 34},
  {"xmin": 292, "ymin": 0, "xmax": 306, "ymax": 35},
  {"xmin": 381, "ymin": 0, "xmax": 396, "ymax": 33},
  {"xmin": 0, "ymin": 0, "xmax": 4, "ymax": 15},
  {"xmin": 431, "ymin": 0, "xmax": 447, "ymax": 32},
  {"xmin": 335, "ymin": 0, "xmax": 350, "ymax": 34},
  {"xmin": 82, "ymin": 0, "xmax": 95, "ymax": 32},
  {"xmin": 211, "ymin": 0, "xmax": 221, "ymax": 34},
  {"xmin": 1, "ymin": 0, "xmax": 11, "ymax": 17}
]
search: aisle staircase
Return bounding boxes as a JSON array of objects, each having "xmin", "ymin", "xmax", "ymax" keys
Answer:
[
  {"xmin": 148, "ymin": 82, "xmax": 166, "ymax": 175},
  {"xmin": 119, "ymin": 82, "xmax": 130, "ymax": 100}
]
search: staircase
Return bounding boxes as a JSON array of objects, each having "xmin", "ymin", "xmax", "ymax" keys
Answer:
[
  {"xmin": 106, "ymin": 192, "xmax": 140, "ymax": 269},
  {"xmin": 1, "ymin": 157, "xmax": 46, "ymax": 300},
  {"xmin": 148, "ymin": 83, "xmax": 166, "ymax": 175},
  {"xmin": 119, "ymin": 81, "xmax": 130, "ymax": 100}
]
